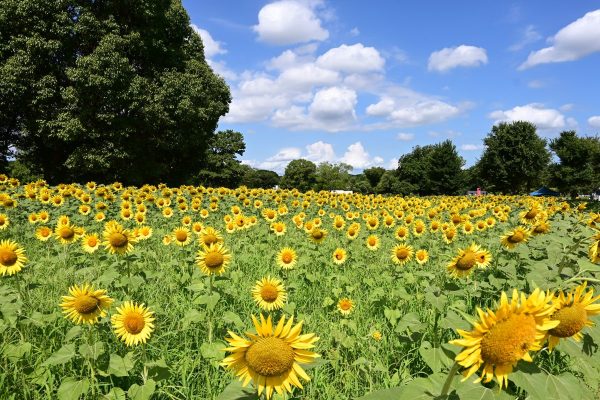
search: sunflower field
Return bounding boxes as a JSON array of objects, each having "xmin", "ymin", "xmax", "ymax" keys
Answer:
[{"xmin": 1, "ymin": 175, "xmax": 600, "ymax": 400}]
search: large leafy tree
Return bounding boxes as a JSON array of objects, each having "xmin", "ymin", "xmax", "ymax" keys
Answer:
[
  {"xmin": 241, "ymin": 167, "xmax": 280, "ymax": 189},
  {"xmin": 363, "ymin": 167, "xmax": 386, "ymax": 190},
  {"xmin": 0, "ymin": 0, "xmax": 230, "ymax": 185},
  {"xmin": 476, "ymin": 121, "xmax": 550, "ymax": 194},
  {"xmin": 314, "ymin": 162, "xmax": 352, "ymax": 191},
  {"xmin": 196, "ymin": 130, "xmax": 246, "ymax": 188},
  {"xmin": 280, "ymin": 159, "xmax": 317, "ymax": 192},
  {"xmin": 549, "ymin": 131, "xmax": 600, "ymax": 197},
  {"xmin": 396, "ymin": 140, "xmax": 465, "ymax": 195}
]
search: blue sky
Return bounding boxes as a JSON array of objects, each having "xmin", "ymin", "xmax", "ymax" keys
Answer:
[{"xmin": 183, "ymin": 1, "xmax": 600, "ymax": 173}]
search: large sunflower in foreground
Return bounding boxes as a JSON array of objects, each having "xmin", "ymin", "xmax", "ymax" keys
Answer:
[
  {"xmin": 252, "ymin": 276, "xmax": 287, "ymax": 311},
  {"xmin": 60, "ymin": 284, "xmax": 113, "ymax": 325},
  {"xmin": 111, "ymin": 301, "xmax": 155, "ymax": 346},
  {"xmin": 102, "ymin": 221, "xmax": 137, "ymax": 255},
  {"xmin": 222, "ymin": 314, "xmax": 320, "ymax": 400},
  {"xmin": 450, "ymin": 288, "xmax": 558, "ymax": 389},
  {"xmin": 546, "ymin": 282, "xmax": 600, "ymax": 350},
  {"xmin": 196, "ymin": 242, "xmax": 232, "ymax": 275},
  {"xmin": 0, "ymin": 240, "xmax": 27, "ymax": 276}
]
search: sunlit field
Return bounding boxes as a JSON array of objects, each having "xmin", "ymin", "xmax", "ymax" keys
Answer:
[{"xmin": 1, "ymin": 175, "xmax": 600, "ymax": 399}]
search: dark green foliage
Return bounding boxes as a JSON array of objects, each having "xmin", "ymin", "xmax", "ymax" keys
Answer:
[
  {"xmin": 396, "ymin": 140, "xmax": 465, "ymax": 195},
  {"xmin": 196, "ymin": 130, "xmax": 246, "ymax": 188},
  {"xmin": 549, "ymin": 131, "xmax": 600, "ymax": 197},
  {"xmin": 0, "ymin": 0, "xmax": 230, "ymax": 185},
  {"xmin": 476, "ymin": 121, "xmax": 550, "ymax": 194},
  {"xmin": 363, "ymin": 167, "xmax": 386, "ymax": 189},
  {"xmin": 314, "ymin": 162, "xmax": 352, "ymax": 191},
  {"xmin": 375, "ymin": 170, "xmax": 408, "ymax": 195},
  {"xmin": 241, "ymin": 167, "xmax": 280, "ymax": 189},
  {"xmin": 280, "ymin": 159, "xmax": 317, "ymax": 192}
]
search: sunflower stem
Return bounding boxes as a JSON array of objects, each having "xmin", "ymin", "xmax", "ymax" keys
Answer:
[
  {"xmin": 440, "ymin": 362, "xmax": 460, "ymax": 397},
  {"xmin": 208, "ymin": 274, "xmax": 214, "ymax": 343}
]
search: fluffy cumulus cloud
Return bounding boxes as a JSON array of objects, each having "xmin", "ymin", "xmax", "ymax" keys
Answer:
[
  {"xmin": 519, "ymin": 10, "xmax": 600, "ymax": 69},
  {"xmin": 309, "ymin": 87, "xmax": 357, "ymax": 123},
  {"xmin": 253, "ymin": 0, "xmax": 329, "ymax": 45},
  {"xmin": 305, "ymin": 141, "xmax": 336, "ymax": 163},
  {"xmin": 428, "ymin": 45, "xmax": 488, "ymax": 72},
  {"xmin": 191, "ymin": 24, "xmax": 236, "ymax": 80},
  {"xmin": 341, "ymin": 142, "xmax": 383, "ymax": 169},
  {"xmin": 489, "ymin": 103, "xmax": 566, "ymax": 129},
  {"xmin": 588, "ymin": 116, "xmax": 600, "ymax": 128},
  {"xmin": 316, "ymin": 43, "xmax": 385, "ymax": 73}
]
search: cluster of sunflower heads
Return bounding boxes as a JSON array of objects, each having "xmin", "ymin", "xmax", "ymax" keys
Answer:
[
  {"xmin": 60, "ymin": 284, "xmax": 154, "ymax": 347},
  {"xmin": 450, "ymin": 282, "xmax": 600, "ymax": 389},
  {"xmin": 221, "ymin": 314, "xmax": 320, "ymax": 400}
]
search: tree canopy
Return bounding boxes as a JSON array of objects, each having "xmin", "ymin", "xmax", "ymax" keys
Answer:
[
  {"xmin": 314, "ymin": 162, "xmax": 352, "ymax": 191},
  {"xmin": 0, "ymin": 0, "xmax": 230, "ymax": 185},
  {"xmin": 196, "ymin": 130, "xmax": 246, "ymax": 188},
  {"xmin": 549, "ymin": 131, "xmax": 600, "ymax": 197},
  {"xmin": 476, "ymin": 121, "xmax": 550, "ymax": 194},
  {"xmin": 280, "ymin": 159, "xmax": 317, "ymax": 192}
]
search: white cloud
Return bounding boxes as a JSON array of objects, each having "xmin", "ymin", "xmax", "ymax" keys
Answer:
[
  {"xmin": 191, "ymin": 24, "xmax": 226, "ymax": 58},
  {"xmin": 519, "ymin": 10, "xmax": 600, "ymax": 69},
  {"xmin": 305, "ymin": 141, "xmax": 336, "ymax": 163},
  {"xmin": 460, "ymin": 144, "xmax": 483, "ymax": 151},
  {"xmin": 397, "ymin": 133, "xmax": 415, "ymax": 141},
  {"xmin": 390, "ymin": 101, "xmax": 462, "ymax": 126},
  {"xmin": 316, "ymin": 43, "xmax": 385, "ymax": 73},
  {"xmin": 527, "ymin": 80, "xmax": 545, "ymax": 89},
  {"xmin": 365, "ymin": 97, "xmax": 396, "ymax": 117},
  {"xmin": 269, "ymin": 147, "xmax": 302, "ymax": 161},
  {"xmin": 341, "ymin": 142, "xmax": 382, "ymax": 169},
  {"xmin": 387, "ymin": 158, "xmax": 399, "ymax": 170},
  {"xmin": 253, "ymin": 0, "xmax": 329, "ymax": 45},
  {"xmin": 560, "ymin": 103, "xmax": 575, "ymax": 112},
  {"xmin": 489, "ymin": 103, "xmax": 566, "ymax": 129},
  {"xmin": 509, "ymin": 25, "xmax": 542, "ymax": 51},
  {"xmin": 588, "ymin": 116, "xmax": 600, "ymax": 128},
  {"xmin": 309, "ymin": 86, "xmax": 357, "ymax": 123},
  {"xmin": 428, "ymin": 45, "xmax": 488, "ymax": 72}
]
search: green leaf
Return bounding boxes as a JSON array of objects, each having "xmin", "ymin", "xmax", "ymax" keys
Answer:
[
  {"xmin": 418, "ymin": 341, "xmax": 454, "ymax": 373},
  {"xmin": 79, "ymin": 341, "xmax": 105, "ymax": 360},
  {"xmin": 144, "ymin": 358, "xmax": 171, "ymax": 381},
  {"xmin": 128, "ymin": 379, "xmax": 156, "ymax": 400},
  {"xmin": 201, "ymin": 341, "xmax": 226, "ymax": 360},
  {"xmin": 64, "ymin": 326, "xmax": 82, "ymax": 342},
  {"xmin": 3, "ymin": 341, "xmax": 31, "ymax": 362},
  {"xmin": 222, "ymin": 311, "xmax": 245, "ymax": 329},
  {"xmin": 383, "ymin": 308, "xmax": 402, "ymax": 327},
  {"xmin": 57, "ymin": 377, "xmax": 89, "ymax": 400},
  {"xmin": 424, "ymin": 292, "xmax": 447, "ymax": 312},
  {"xmin": 195, "ymin": 293, "xmax": 221, "ymax": 311},
  {"xmin": 103, "ymin": 387, "xmax": 126, "ymax": 400},
  {"xmin": 42, "ymin": 344, "xmax": 76, "ymax": 366},
  {"xmin": 182, "ymin": 309, "xmax": 206, "ymax": 328},
  {"xmin": 511, "ymin": 364, "xmax": 594, "ymax": 399},
  {"xmin": 108, "ymin": 352, "xmax": 135, "ymax": 377},
  {"xmin": 216, "ymin": 380, "xmax": 258, "ymax": 400}
]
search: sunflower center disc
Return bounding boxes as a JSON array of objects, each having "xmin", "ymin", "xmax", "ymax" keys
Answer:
[
  {"xmin": 549, "ymin": 303, "xmax": 588, "ymax": 338},
  {"xmin": 109, "ymin": 232, "xmax": 128, "ymax": 248},
  {"xmin": 525, "ymin": 210, "xmax": 538, "ymax": 219},
  {"xmin": 205, "ymin": 252, "xmax": 224, "ymax": 269},
  {"xmin": 203, "ymin": 234, "xmax": 217, "ymax": 245},
  {"xmin": 124, "ymin": 312, "xmax": 146, "ymax": 334},
  {"xmin": 245, "ymin": 337, "xmax": 295, "ymax": 377},
  {"xmin": 480, "ymin": 313, "xmax": 537, "ymax": 366},
  {"xmin": 175, "ymin": 231, "xmax": 188, "ymax": 242},
  {"xmin": 312, "ymin": 231, "xmax": 323, "ymax": 240},
  {"xmin": 396, "ymin": 249, "xmax": 409, "ymax": 260},
  {"xmin": 260, "ymin": 284, "xmax": 279, "ymax": 302},
  {"xmin": 0, "ymin": 249, "xmax": 18, "ymax": 266},
  {"xmin": 368, "ymin": 238, "xmax": 376, "ymax": 246},
  {"xmin": 282, "ymin": 253, "xmax": 293, "ymax": 263},
  {"xmin": 60, "ymin": 226, "xmax": 75, "ymax": 239},
  {"xmin": 456, "ymin": 251, "xmax": 477, "ymax": 270},
  {"xmin": 508, "ymin": 231, "xmax": 524, "ymax": 243},
  {"xmin": 74, "ymin": 295, "xmax": 99, "ymax": 314},
  {"xmin": 87, "ymin": 237, "xmax": 98, "ymax": 247},
  {"xmin": 340, "ymin": 300, "xmax": 352, "ymax": 311}
]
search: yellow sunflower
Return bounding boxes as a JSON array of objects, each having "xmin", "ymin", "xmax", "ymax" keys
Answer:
[
  {"xmin": 447, "ymin": 243, "xmax": 491, "ymax": 278},
  {"xmin": 0, "ymin": 240, "xmax": 27, "ymax": 276},
  {"xmin": 500, "ymin": 226, "xmax": 530, "ymax": 249},
  {"xmin": 415, "ymin": 249, "xmax": 429, "ymax": 265},
  {"xmin": 172, "ymin": 226, "xmax": 192, "ymax": 247},
  {"xmin": 82, "ymin": 233, "xmax": 100, "ymax": 253},
  {"xmin": 200, "ymin": 227, "xmax": 223, "ymax": 247},
  {"xmin": 391, "ymin": 244, "xmax": 413, "ymax": 266},
  {"xmin": 308, "ymin": 228, "xmax": 327, "ymax": 244},
  {"xmin": 450, "ymin": 288, "xmax": 558, "ymax": 388},
  {"xmin": 276, "ymin": 247, "xmax": 297, "ymax": 270},
  {"xmin": 221, "ymin": 314, "xmax": 320, "ymax": 400},
  {"xmin": 60, "ymin": 284, "xmax": 113, "ymax": 325},
  {"xmin": 589, "ymin": 232, "xmax": 600, "ymax": 263},
  {"xmin": 366, "ymin": 235, "xmax": 380, "ymax": 251},
  {"xmin": 332, "ymin": 248, "xmax": 347, "ymax": 265},
  {"xmin": 394, "ymin": 226, "xmax": 409, "ymax": 241},
  {"xmin": 55, "ymin": 223, "xmax": 83, "ymax": 245},
  {"xmin": 102, "ymin": 221, "xmax": 137, "ymax": 255},
  {"xmin": 337, "ymin": 298, "xmax": 354, "ymax": 316},
  {"xmin": 0, "ymin": 213, "xmax": 9, "ymax": 230},
  {"xmin": 111, "ymin": 301, "xmax": 155, "ymax": 346},
  {"xmin": 196, "ymin": 243, "xmax": 232, "ymax": 275},
  {"xmin": 546, "ymin": 282, "xmax": 600, "ymax": 350},
  {"xmin": 35, "ymin": 226, "xmax": 53, "ymax": 241},
  {"xmin": 252, "ymin": 276, "xmax": 287, "ymax": 311}
]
